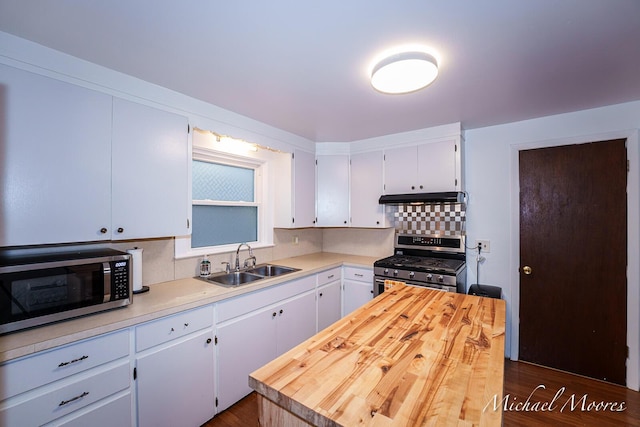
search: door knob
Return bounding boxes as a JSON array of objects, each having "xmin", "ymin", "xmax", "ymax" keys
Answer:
[{"xmin": 522, "ymin": 266, "xmax": 533, "ymax": 275}]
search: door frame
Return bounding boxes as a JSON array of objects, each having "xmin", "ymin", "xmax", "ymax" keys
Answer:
[{"xmin": 509, "ymin": 129, "xmax": 640, "ymax": 390}]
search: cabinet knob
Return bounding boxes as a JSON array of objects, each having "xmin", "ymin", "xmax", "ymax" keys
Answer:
[
  {"xmin": 117, "ymin": 227, "xmax": 124, "ymax": 233},
  {"xmin": 206, "ymin": 338, "xmax": 212, "ymax": 344},
  {"xmin": 279, "ymin": 309, "xmax": 284, "ymax": 315},
  {"xmin": 419, "ymin": 185, "xmax": 423, "ymax": 189},
  {"xmin": 272, "ymin": 312, "xmax": 277, "ymax": 318},
  {"xmin": 319, "ymin": 292, "xmax": 323, "ymax": 297},
  {"xmin": 411, "ymin": 185, "xmax": 415, "ymax": 190},
  {"xmin": 184, "ymin": 323, "xmax": 189, "ymax": 328},
  {"xmin": 344, "ymin": 220, "xmax": 347, "ymax": 224},
  {"xmin": 100, "ymin": 227, "xmax": 108, "ymax": 234}
]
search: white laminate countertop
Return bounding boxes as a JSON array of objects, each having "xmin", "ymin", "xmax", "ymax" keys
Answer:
[{"xmin": 0, "ymin": 252, "xmax": 377, "ymax": 363}]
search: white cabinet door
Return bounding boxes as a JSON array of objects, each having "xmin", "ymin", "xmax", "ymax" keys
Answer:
[
  {"xmin": 343, "ymin": 280, "xmax": 374, "ymax": 317},
  {"xmin": 0, "ymin": 63, "xmax": 112, "ymax": 246},
  {"xmin": 316, "ymin": 155, "xmax": 350, "ymax": 227},
  {"xmin": 112, "ymin": 98, "xmax": 189, "ymax": 240},
  {"xmin": 293, "ymin": 150, "xmax": 316, "ymax": 227},
  {"xmin": 136, "ymin": 329, "xmax": 215, "ymax": 427},
  {"xmin": 383, "ymin": 146, "xmax": 418, "ymax": 194},
  {"xmin": 216, "ymin": 308, "xmax": 277, "ymax": 411},
  {"xmin": 350, "ymin": 151, "xmax": 387, "ymax": 228},
  {"xmin": 317, "ymin": 281, "xmax": 342, "ymax": 332},
  {"xmin": 417, "ymin": 139, "xmax": 459, "ymax": 192},
  {"xmin": 276, "ymin": 291, "xmax": 316, "ymax": 355},
  {"xmin": 384, "ymin": 140, "xmax": 462, "ymax": 195}
]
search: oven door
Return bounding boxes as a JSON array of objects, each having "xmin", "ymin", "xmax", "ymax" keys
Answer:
[
  {"xmin": 0, "ymin": 262, "xmax": 108, "ymax": 333},
  {"xmin": 374, "ymin": 277, "xmax": 454, "ymax": 296}
]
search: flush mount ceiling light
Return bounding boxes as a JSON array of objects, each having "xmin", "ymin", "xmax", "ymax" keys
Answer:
[{"xmin": 370, "ymin": 50, "xmax": 439, "ymax": 94}]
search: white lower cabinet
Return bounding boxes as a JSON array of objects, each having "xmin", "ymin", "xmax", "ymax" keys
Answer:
[
  {"xmin": 342, "ymin": 266, "xmax": 374, "ymax": 316},
  {"xmin": 135, "ymin": 305, "xmax": 215, "ymax": 427},
  {"xmin": 316, "ymin": 267, "xmax": 343, "ymax": 332},
  {"xmin": 0, "ymin": 330, "xmax": 131, "ymax": 427},
  {"xmin": 317, "ymin": 280, "xmax": 342, "ymax": 331},
  {"xmin": 215, "ymin": 276, "xmax": 316, "ymax": 412}
]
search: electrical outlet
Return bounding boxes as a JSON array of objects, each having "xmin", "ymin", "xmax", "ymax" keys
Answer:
[
  {"xmin": 475, "ymin": 240, "xmax": 490, "ymax": 253},
  {"xmin": 293, "ymin": 235, "xmax": 299, "ymax": 245}
]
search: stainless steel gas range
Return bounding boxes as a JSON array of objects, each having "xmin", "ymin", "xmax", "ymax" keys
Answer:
[{"xmin": 374, "ymin": 233, "xmax": 466, "ymax": 295}]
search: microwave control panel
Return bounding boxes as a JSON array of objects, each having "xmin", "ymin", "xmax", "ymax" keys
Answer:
[{"xmin": 112, "ymin": 261, "xmax": 130, "ymax": 300}]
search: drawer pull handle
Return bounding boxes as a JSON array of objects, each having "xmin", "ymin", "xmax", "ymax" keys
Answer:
[
  {"xmin": 184, "ymin": 323, "xmax": 189, "ymax": 328},
  {"xmin": 327, "ymin": 274, "xmax": 334, "ymax": 279},
  {"xmin": 170, "ymin": 327, "xmax": 175, "ymax": 333},
  {"xmin": 355, "ymin": 273, "xmax": 364, "ymax": 277},
  {"xmin": 58, "ymin": 355, "xmax": 88, "ymax": 368},
  {"xmin": 59, "ymin": 391, "xmax": 89, "ymax": 407}
]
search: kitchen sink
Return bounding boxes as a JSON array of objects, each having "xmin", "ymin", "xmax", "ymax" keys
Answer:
[
  {"xmin": 204, "ymin": 271, "xmax": 264, "ymax": 287},
  {"xmin": 199, "ymin": 264, "xmax": 300, "ymax": 287},
  {"xmin": 245, "ymin": 264, "xmax": 300, "ymax": 277}
]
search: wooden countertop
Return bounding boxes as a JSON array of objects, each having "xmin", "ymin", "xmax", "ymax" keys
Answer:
[
  {"xmin": 0, "ymin": 252, "xmax": 378, "ymax": 363},
  {"xmin": 249, "ymin": 283, "xmax": 506, "ymax": 426}
]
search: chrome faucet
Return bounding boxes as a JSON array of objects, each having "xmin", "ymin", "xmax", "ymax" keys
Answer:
[{"xmin": 235, "ymin": 243, "xmax": 256, "ymax": 271}]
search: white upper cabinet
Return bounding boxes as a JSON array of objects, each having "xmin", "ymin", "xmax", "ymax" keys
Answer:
[
  {"xmin": 111, "ymin": 98, "xmax": 189, "ymax": 240},
  {"xmin": 293, "ymin": 150, "xmax": 316, "ymax": 227},
  {"xmin": 0, "ymin": 64, "xmax": 112, "ymax": 246},
  {"xmin": 384, "ymin": 138, "xmax": 462, "ymax": 194},
  {"xmin": 274, "ymin": 149, "xmax": 316, "ymax": 228},
  {"xmin": 316, "ymin": 155, "xmax": 350, "ymax": 227},
  {"xmin": 350, "ymin": 151, "xmax": 388, "ymax": 228},
  {"xmin": 0, "ymin": 64, "xmax": 189, "ymax": 246}
]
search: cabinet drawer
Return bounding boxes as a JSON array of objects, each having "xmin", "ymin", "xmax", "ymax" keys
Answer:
[
  {"xmin": 52, "ymin": 392, "xmax": 132, "ymax": 427},
  {"xmin": 0, "ymin": 362, "xmax": 130, "ymax": 427},
  {"xmin": 217, "ymin": 275, "xmax": 315, "ymax": 323},
  {"xmin": 343, "ymin": 266, "xmax": 373, "ymax": 283},
  {"xmin": 316, "ymin": 267, "xmax": 341, "ymax": 287},
  {"xmin": 136, "ymin": 305, "xmax": 213, "ymax": 352},
  {"xmin": 0, "ymin": 330, "xmax": 129, "ymax": 400}
]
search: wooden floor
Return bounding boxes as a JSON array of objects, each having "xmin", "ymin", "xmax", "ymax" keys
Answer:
[{"xmin": 202, "ymin": 360, "xmax": 640, "ymax": 426}]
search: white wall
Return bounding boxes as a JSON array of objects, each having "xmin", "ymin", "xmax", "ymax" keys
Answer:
[{"xmin": 464, "ymin": 101, "xmax": 640, "ymax": 390}]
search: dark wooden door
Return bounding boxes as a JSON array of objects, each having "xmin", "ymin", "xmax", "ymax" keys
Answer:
[{"xmin": 519, "ymin": 139, "xmax": 627, "ymax": 385}]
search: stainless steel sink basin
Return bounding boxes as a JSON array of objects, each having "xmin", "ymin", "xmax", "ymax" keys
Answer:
[
  {"xmin": 245, "ymin": 264, "xmax": 300, "ymax": 277},
  {"xmin": 204, "ymin": 271, "xmax": 264, "ymax": 287},
  {"xmin": 199, "ymin": 263, "xmax": 300, "ymax": 287}
]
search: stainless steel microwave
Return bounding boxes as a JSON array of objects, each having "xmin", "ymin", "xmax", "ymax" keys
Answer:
[{"xmin": 0, "ymin": 248, "xmax": 131, "ymax": 334}]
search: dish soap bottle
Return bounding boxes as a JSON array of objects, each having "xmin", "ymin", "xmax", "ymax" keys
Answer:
[{"xmin": 199, "ymin": 255, "xmax": 211, "ymax": 277}]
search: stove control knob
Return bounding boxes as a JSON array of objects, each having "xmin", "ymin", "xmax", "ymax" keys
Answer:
[
  {"xmin": 384, "ymin": 268, "xmax": 389, "ymax": 275},
  {"xmin": 438, "ymin": 275, "xmax": 444, "ymax": 283},
  {"xmin": 426, "ymin": 274, "xmax": 433, "ymax": 281},
  {"xmin": 393, "ymin": 270, "xmax": 399, "ymax": 277},
  {"xmin": 409, "ymin": 272, "xmax": 415, "ymax": 279}
]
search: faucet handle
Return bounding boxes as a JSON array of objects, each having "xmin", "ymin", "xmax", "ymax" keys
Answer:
[{"xmin": 221, "ymin": 261, "xmax": 231, "ymax": 273}]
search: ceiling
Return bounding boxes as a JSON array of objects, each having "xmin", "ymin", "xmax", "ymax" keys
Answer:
[{"xmin": 1, "ymin": 1, "xmax": 639, "ymax": 142}]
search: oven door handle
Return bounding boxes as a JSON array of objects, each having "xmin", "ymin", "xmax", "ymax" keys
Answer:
[{"xmin": 103, "ymin": 262, "xmax": 111, "ymax": 303}]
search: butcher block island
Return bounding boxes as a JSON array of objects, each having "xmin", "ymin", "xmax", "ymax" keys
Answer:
[{"xmin": 249, "ymin": 283, "xmax": 506, "ymax": 426}]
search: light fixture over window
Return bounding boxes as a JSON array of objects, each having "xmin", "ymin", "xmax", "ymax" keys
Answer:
[{"xmin": 370, "ymin": 49, "xmax": 439, "ymax": 94}]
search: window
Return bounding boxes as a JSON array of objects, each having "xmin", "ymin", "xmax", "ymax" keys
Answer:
[
  {"xmin": 175, "ymin": 140, "xmax": 272, "ymax": 258},
  {"xmin": 191, "ymin": 160, "xmax": 257, "ymax": 247}
]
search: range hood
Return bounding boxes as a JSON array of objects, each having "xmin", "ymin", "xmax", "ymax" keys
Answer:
[{"xmin": 378, "ymin": 191, "xmax": 466, "ymax": 205}]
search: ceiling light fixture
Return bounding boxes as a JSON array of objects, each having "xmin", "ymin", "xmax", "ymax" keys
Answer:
[{"xmin": 370, "ymin": 50, "xmax": 439, "ymax": 94}]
